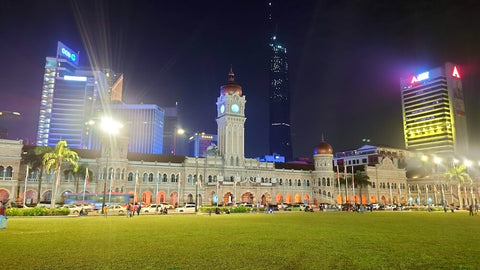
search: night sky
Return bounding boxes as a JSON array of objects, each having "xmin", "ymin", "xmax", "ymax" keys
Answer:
[{"xmin": 1, "ymin": 0, "xmax": 480, "ymax": 160}]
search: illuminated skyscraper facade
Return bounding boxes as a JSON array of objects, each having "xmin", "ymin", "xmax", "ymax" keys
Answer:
[
  {"xmin": 400, "ymin": 62, "xmax": 468, "ymax": 156},
  {"xmin": 268, "ymin": 3, "xmax": 293, "ymax": 161},
  {"xmin": 36, "ymin": 42, "xmax": 98, "ymax": 148}
]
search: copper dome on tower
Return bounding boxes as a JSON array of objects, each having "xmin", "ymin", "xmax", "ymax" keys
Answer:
[
  {"xmin": 220, "ymin": 67, "xmax": 242, "ymax": 96},
  {"xmin": 313, "ymin": 141, "xmax": 333, "ymax": 155}
]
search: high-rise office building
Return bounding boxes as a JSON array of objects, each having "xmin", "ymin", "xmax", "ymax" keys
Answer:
[
  {"xmin": 268, "ymin": 1, "xmax": 293, "ymax": 161},
  {"xmin": 400, "ymin": 62, "xmax": 468, "ymax": 156},
  {"xmin": 36, "ymin": 41, "xmax": 123, "ymax": 149},
  {"xmin": 106, "ymin": 104, "xmax": 165, "ymax": 154},
  {"xmin": 188, "ymin": 132, "xmax": 217, "ymax": 157},
  {"xmin": 162, "ymin": 104, "xmax": 179, "ymax": 155}
]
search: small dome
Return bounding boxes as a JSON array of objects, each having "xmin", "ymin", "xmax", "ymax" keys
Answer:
[
  {"xmin": 220, "ymin": 67, "xmax": 242, "ymax": 96},
  {"xmin": 314, "ymin": 142, "xmax": 333, "ymax": 155}
]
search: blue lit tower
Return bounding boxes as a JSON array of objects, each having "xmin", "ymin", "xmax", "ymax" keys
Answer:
[{"xmin": 268, "ymin": 1, "xmax": 293, "ymax": 161}]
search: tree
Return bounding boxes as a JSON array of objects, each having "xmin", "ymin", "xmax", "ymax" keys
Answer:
[
  {"xmin": 21, "ymin": 146, "xmax": 52, "ymax": 204},
  {"xmin": 444, "ymin": 164, "xmax": 472, "ymax": 209},
  {"xmin": 63, "ymin": 163, "xmax": 90, "ymax": 193},
  {"xmin": 42, "ymin": 141, "xmax": 79, "ymax": 208},
  {"xmin": 353, "ymin": 171, "xmax": 371, "ymax": 204}
]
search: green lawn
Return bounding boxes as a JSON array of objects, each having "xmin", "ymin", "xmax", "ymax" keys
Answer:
[{"xmin": 1, "ymin": 211, "xmax": 479, "ymax": 270}]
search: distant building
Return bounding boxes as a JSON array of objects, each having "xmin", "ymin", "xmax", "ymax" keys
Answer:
[
  {"xmin": 0, "ymin": 111, "xmax": 21, "ymax": 139},
  {"xmin": 257, "ymin": 153, "xmax": 285, "ymax": 163},
  {"xmin": 162, "ymin": 105, "xmax": 179, "ymax": 155},
  {"xmin": 91, "ymin": 103, "xmax": 164, "ymax": 154},
  {"xmin": 268, "ymin": 2, "xmax": 293, "ymax": 161},
  {"xmin": 334, "ymin": 145, "xmax": 413, "ymax": 169},
  {"xmin": 188, "ymin": 132, "xmax": 217, "ymax": 158},
  {"xmin": 400, "ymin": 62, "xmax": 468, "ymax": 156}
]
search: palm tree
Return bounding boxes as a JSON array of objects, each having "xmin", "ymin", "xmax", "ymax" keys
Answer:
[
  {"xmin": 444, "ymin": 164, "xmax": 472, "ymax": 209},
  {"xmin": 354, "ymin": 171, "xmax": 371, "ymax": 204},
  {"xmin": 21, "ymin": 146, "xmax": 52, "ymax": 204},
  {"xmin": 42, "ymin": 141, "xmax": 79, "ymax": 208},
  {"xmin": 64, "ymin": 163, "xmax": 90, "ymax": 193}
]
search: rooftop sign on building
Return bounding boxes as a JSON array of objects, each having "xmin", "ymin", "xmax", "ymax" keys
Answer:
[{"xmin": 56, "ymin": 41, "xmax": 79, "ymax": 66}]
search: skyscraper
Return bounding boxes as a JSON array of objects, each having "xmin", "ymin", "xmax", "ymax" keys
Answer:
[
  {"xmin": 188, "ymin": 132, "xmax": 218, "ymax": 157},
  {"xmin": 91, "ymin": 104, "xmax": 165, "ymax": 154},
  {"xmin": 36, "ymin": 41, "xmax": 96, "ymax": 148},
  {"xmin": 267, "ymin": 1, "xmax": 293, "ymax": 161},
  {"xmin": 37, "ymin": 42, "xmax": 123, "ymax": 149},
  {"xmin": 400, "ymin": 62, "xmax": 468, "ymax": 156}
]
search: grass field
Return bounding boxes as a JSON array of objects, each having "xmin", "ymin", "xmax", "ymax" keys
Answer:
[{"xmin": 1, "ymin": 211, "xmax": 479, "ymax": 270}]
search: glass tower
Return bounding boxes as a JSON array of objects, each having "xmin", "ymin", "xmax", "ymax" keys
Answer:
[{"xmin": 268, "ymin": 2, "xmax": 293, "ymax": 161}]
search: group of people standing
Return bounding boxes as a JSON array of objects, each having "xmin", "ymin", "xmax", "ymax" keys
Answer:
[{"xmin": 126, "ymin": 203, "xmax": 142, "ymax": 217}]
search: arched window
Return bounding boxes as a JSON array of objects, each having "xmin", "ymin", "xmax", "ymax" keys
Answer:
[
  {"xmin": 115, "ymin": 168, "xmax": 121, "ymax": 180},
  {"xmin": 230, "ymin": 156, "xmax": 234, "ymax": 166},
  {"xmin": 289, "ymin": 179, "xmax": 292, "ymax": 186},
  {"xmin": 297, "ymin": 180, "xmax": 301, "ymax": 186},
  {"xmin": 327, "ymin": 178, "xmax": 330, "ymax": 186},
  {"xmin": 148, "ymin": 173, "xmax": 154, "ymax": 182},
  {"xmin": 165, "ymin": 174, "xmax": 170, "ymax": 183},
  {"xmin": 208, "ymin": 175, "xmax": 213, "ymax": 183},
  {"xmin": 143, "ymin": 173, "xmax": 148, "ymax": 183},
  {"xmin": 128, "ymin": 172, "xmax": 133, "ymax": 182},
  {"xmin": 188, "ymin": 174, "xmax": 193, "ymax": 184},
  {"xmin": 0, "ymin": 166, "xmax": 4, "ymax": 178},
  {"xmin": 307, "ymin": 180, "xmax": 310, "ymax": 187},
  {"xmin": 121, "ymin": 169, "xmax": 125, "ymax": 180},
  {"xmin": 236, "ymin": 157, "xmax": 239, "ymax": 166},
  {"xmin": 279, "ymin": 179, "xmax": 283, "ymax": 185}
]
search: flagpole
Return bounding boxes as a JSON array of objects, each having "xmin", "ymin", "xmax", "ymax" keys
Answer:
[
  {"xmin": 425, "ymin": 184, "xmax": 429, "ymax": 205},
  {"xmin": 351, "ymin": 166, "xmax": 355, "ymax": 204},
  {"xmin": 216, "ymin": 176, "xmax": 219, "ymax": 208},
  {"xmin": 417, "ymin": 184, "xmax": 421, "ymax": 205},
  {"xmin": 134, "ymin": 170, "xmax": 138, "ymax": 203},
  {"xmin": 336, "ymin": 165, "xmax": 342, "ymax": 204},
  {"xmin": 177, "ymin": 172, "xmax": 180, "ymax": 207},
  {"xmin": 23, "ymin": 166, "xmax": 29, "ymax": 206},
  {"xmin": 344, "ymin": 164, "xmax": 348, "ymax": 206},
  {"xmin": 156, "ymin": 171, "xmax": 159, "ymax": 204},
  {"xmin": 83, "ymin": 167, "xmax": 88, "ymax": 201},
  {"xmin": 108, "ymin": 167, "xmax": 113, "ymax": 204}
]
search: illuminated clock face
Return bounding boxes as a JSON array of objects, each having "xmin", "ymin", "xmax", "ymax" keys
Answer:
[
  {"xmin": 220, "ymin": 104, "xmax": 225, "ymax": 114},
  {"xmin": 231, "ymin": 104, "xmax": 240, "ymax": 113}
]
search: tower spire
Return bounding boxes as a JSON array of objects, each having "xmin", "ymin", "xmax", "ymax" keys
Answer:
[{"xmin": 228, "ymin": 65, "xmax": 234, "ymax": 82}]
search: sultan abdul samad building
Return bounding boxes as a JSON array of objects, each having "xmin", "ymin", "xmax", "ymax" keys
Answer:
[{"xmin": 0, "ymin": 69, "xmax": 478, "ymax": 208}]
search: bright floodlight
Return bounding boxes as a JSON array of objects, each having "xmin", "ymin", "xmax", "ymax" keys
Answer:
[
  {"xmin": 433, "ymin": 157, "xmax": 442, "ymax": 164},
  {"xmin": 453, "ymin": 158, "xmax": 459, "ymax": 164},
  {"xmin": 177, "ymin": 128, "xmax": 185, "ymax": 135},
  {"xmin": 100, "ymin": 116, "xmax": 123, "ymax": 134},
  {"xmin": 464, "ymin": 160, "xmax": 472, "ymax": 167},
  {"xmin": 421, "ymin": 155, "xmax": 428, "ymax": 162}
]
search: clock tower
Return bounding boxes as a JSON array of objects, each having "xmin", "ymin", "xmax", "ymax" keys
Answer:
[{"xmin": 216, "ymin": 68, "xmax": 246, "ymax": 166}]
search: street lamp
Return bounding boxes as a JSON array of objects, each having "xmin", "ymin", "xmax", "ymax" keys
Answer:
[
  {"xmin": 99, "ymin": 116, "xmax": 123, "ymax": 214},
  {"xmin": 172, "ymin": 128, "xmax": 185, "ymax": 155}
]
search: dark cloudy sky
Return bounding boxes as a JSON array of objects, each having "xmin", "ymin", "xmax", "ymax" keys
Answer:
[{"xmin": 1, "ymin": 0, "xmax": 479, "ymax": 159}]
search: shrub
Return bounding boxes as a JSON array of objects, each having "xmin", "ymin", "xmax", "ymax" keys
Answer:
[{"xmin": 5, "ymin": 207, "xmax": 69, "ymax": 216}]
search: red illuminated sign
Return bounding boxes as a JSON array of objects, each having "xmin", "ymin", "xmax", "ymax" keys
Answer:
[{"xmin": 452, "ymin": 66, "xmax": 460, "ymax": 78}]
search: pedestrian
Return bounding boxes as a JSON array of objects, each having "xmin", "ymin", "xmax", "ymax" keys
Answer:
[
  {"xmin": 163, "ymin": 207, "xmax": 167, "ymax": 215},
  {"xmin": 469, "ymin": 204, "xmax": 474, "ymax": 216},
  {"xmin": 450, "ymin": 204, "xmax": 454, "ymax": 213},
  {"xmin": 126, "ymin": 203, "xmax": 131, "ymax": 218},
  {"xmin": 103, "ymin": 205, "xmax": 108, "ymax": 217},
  {"xmin": 443, "ymin": 205, "xmax": 447, "ymax": 213},
  {"xmin": 137, "ymin": 203, "xmax": 141, "ymax": 216},
  {"xmin": 0, "ymin": 201, "xmax": 7, "ymax": 229},
  {"xmin": 475, "ymin": 204, "xmax": 479, "ymax": 215}
]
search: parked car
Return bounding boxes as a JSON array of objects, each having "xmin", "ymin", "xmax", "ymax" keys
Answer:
[
  {"xmin": 76, "ymin": 203, "xmax": 94, "ymax": 212},
  {"xmin": 160, "ymin": 203, "xmax": 175, "ymax": 209},
  {"xmin": 142, "ymin": 204, "xmax": 163, "ymax": 213},
  {"xmin": 176, "ymin": 203, "xmax": 196, "ymax": 213},
  {"xmin": 63, "ymin": 204, "xmax": 84, "ymax": 214},
  {"xmin": 107, "ymin": 204, "xmax": 126, "ymax": 215}
]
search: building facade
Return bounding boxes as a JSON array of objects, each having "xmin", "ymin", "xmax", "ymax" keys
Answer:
[
  {"xmin": 36, "ymin": 41, "xmax": 121, "ymax": 149},
  {"xmin": 1, "ymin": 71, "xmax": 478, "ymax": 208},
  {"xmin": 188, "ymin": 133, "xmax": 217, "ymax": 158},
  {"xmin": 400, "ymin": 62, "xmax": 468, "ymax": 157}
]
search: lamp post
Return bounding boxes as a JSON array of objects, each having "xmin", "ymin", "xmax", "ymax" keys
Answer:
[
  {"xmin": 99, "ymin": 116, "xmax": 123, "ymax": 214},
  {"xmin": 172, "ymin": 128, "xmax": 185, "ymax": 155},
  {"xmin": 195, "ymin": 156, "xmax": 199, "ymax": 213}
]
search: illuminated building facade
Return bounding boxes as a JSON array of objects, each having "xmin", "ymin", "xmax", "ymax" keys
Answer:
[
  {"xmin": 162, "ymin": 105, "xmax": 179, "ymax": 155},
  {"xmin": 188, "ymin": 133, "xmax": 217, "ymax": 158},
  {"xmin": 268, "ymin": 2, "xmax": 293, "ymax": 161},
  {"xmin": 400, "ymin": 62, "xmax": 468, "ymax": 156},
  {"xmin": 36, "ymin": 42, "xmax": 123, "ymax": 149},
  {"xmin": 103, "ymin": 104, "xmax": 165, "ymax": 154}
]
